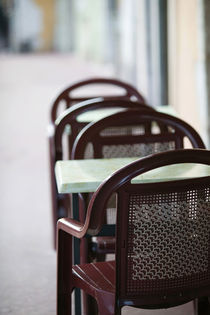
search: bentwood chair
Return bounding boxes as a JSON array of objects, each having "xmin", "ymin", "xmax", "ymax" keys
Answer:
[
  {"xmin": 57, "ymin": 149, "xmax": 210, "ymax": 315},
  {"xmin": 50, "ymin": 77, "xmax": 145, "ymax": 122},
  {"xmin": 49, "ymin": 99, "xmax": 151, "ymax": 246},
  {"xmin": 71, "ymin": 109, "xmax": 205, "ymax": 262}
]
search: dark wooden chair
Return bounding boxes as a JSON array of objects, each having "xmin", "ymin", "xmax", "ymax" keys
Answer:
[
  {"xmin": 71, "ymin": 109, "xmax": 205, "ymax": 262},
  {"xmin": 51, "ymin": 77, "xmax": 145, "ymax": 122},
  {"xmin": 49, "ymin": 99, "xmax": 151, "ymax": 246},
  {"xmin": 57, "ymin": 149, "xmax": 210, "ymax": 315},
  {"xmin": 72, "ymin": 110, "xmax": 205, "ymax": 160}
]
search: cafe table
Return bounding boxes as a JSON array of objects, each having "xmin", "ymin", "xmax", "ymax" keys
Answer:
[
  {"xmin": 55, "ymin": 157, "xmax": 210, "ymax": 241},
  {"xmin": 55, "ymin": 157, "xmax": 210, "ymax": 243},
  {"xmin": 76, "ymin": 104, "xmax": 176, "ymax": 124},
  {"xmin": 55, "ymin": 157, "xmax": 210, "ymax": 194},
  {"xmin": 55, "ymin": 157, "xmax": 210, "ymax": 314}
]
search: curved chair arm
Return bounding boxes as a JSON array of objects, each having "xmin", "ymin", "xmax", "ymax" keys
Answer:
[
  {"xmin": 85, "ymin": 149, "xmax": 210, "ymax": 235},
  {"xmin": 57, "ymin": 217, "xmax": 89, "ymax": 239}
]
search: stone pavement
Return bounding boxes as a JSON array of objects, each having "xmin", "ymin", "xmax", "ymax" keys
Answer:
[{"xmin": 0, "ymin": 53, "xmax": 194, "ymax": 314}]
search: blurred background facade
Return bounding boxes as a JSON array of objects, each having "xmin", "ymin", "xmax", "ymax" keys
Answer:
[{"xmin": 1, "ymin": 0, "xmax": 209, "ymax": 146}]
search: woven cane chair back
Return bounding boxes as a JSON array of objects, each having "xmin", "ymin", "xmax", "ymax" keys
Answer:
[
  {"xmin": 54, "ymin": 100, "xmax": 151, "ymax": 161},
  {"xmin": 72, "ymin": 110, "xmax": 205, "ymax": 162},
  {"xmin": 118, "ymin": 179, "xmax": 210, "ymax": 305},
  {"xmin": 50, "ymin": 99, "xmax": 151, "ymax": 245},
  {"xmin": 86, "ymin": 149, "xmax": 210, "ymax": 310}
]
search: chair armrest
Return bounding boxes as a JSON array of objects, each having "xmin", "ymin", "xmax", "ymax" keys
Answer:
[{"xmin": 57, "ymin": 218, "xmax": 87, "ymax": 238}]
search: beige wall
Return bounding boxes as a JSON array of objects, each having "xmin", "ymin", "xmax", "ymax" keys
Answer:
[
  {"xmin": 168, "ymin": 0, "xmax": 202, "ymax": 138},
  {"xmin": 35, "ymin": 0, "xmax": 55, "ymax": 51}
]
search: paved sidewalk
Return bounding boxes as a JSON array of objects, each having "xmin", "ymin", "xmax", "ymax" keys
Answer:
[{"xmin": 0, "ymin": 53, "xmax": 194, "ymax": 314}]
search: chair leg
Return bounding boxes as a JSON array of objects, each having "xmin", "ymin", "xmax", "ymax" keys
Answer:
[
  {"xmin": 81, "ymin": 294, "xmax": 101, "ymax": 315},
  {"xmin": 97, "ymin": 303, "xmax": 113, "ymax": 315},
  {"xmin": 80, "ymin": 293, "xmax": 98, "ymax": 315},
  {"xmin": 96, "ymin": 294, "xmax": 115, "ymax": 315},
  {"xmin": 57, "ymin": 229, "xmax": 72, "ymax": 315},
  {"xmin": 80, "ymin": 238, "xmax": 88, "ymax": 264},
  {"xmin": 86, "ymin": 295, "xmax": 98, "ymax": 315},
  {"xmin": 79, "ymin": 238, "xmax": 97, "ymax": 315},
  {"xmin": 196, "ymin": 297, "xmax": 210, "ymax": 315}
]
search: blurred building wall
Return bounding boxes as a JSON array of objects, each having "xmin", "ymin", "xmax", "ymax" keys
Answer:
[
  {"xmin": 10, "ymin": 0, "xmax": 55, "ymax": 52},
  {"xmin": 35, "ymin": 0, "xmax": 55, "ymax": 51},
  {"xmin": 168, "ymin": 0, "xmax": 209, "ymax": 146},
  {"xmin": 73, "ymin": 0, "xmax": 209, "ymax": 146},
  {"xmin": 202, "ymin": 0, "xmax": 210, "ymax": 147},
  {"xmin": 10, "ymin": 0, "xmax": 42, "ymax": 52},
  {"xmin": 117, "ymin": 0, "xmax": 168, "ymax": 107},
  {"xmin": 73, "ymin": 0, "xmax": 109, "ymax": 63},
  {"xmin": 6, "ymin": 0, "xmax": 210, "ymax": 146},
  {"xmin": 53, "ymin": 0, "xmax": 74, "ymax": 52}
]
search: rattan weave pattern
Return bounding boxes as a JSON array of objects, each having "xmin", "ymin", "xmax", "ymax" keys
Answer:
[
  {"xmin": 126, "ymin": 186, "xmax": 210, "ymax": 294},
  {"xmin": 84, "ymin": 141, "xmax": 176, "ymax": 224},
  {"xmin": 102, "ymin": 142, "xmax": 175, "ymax": 158},
  {"xmin": 100, "ymin": 125, "xmax": 146, "ymax": 136}
]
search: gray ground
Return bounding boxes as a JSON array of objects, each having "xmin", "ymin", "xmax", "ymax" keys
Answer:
[{"xmin": 0, "ymin": 54, "xmax": 194, "ymax": 314}]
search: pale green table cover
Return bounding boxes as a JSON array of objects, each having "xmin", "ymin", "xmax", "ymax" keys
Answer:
[
  {"xmin": 55, "ymin": 158, "xmax": 210, "ymax": 194},
  {"xmin": 76, "ymin": 105, "xmax": 176, "ymax": 123}
]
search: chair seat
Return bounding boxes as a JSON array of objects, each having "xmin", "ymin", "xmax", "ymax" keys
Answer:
[{"xmin": 72, "ymin": 260, "xmax": 115, "ymax": 293}]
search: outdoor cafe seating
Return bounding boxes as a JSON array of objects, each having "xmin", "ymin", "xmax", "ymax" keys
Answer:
[
  {"xmin": 48, "ymin": 77, "xmax": 210, "ymax": 314},
  {"xmin": 57, "ymin": 149, "xmax": 210, "ymax": 315},
  {"xmin": 71, "ymin": 109, "xmax": 205, "ymax": 263},
  {"xmin": 49, "ymin": 98, "xmax": 151, "ymax": 246}
]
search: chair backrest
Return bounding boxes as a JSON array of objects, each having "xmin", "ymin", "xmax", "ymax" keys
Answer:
[
  {"xmin": 51, "ymin": 77, "xmax": 145, "ymax": 122},
  {"xmin": 72, "ymin": 109, "xmax": 205, "ymax": 160},
  {"xmin": 85, "ymin": 149, "xmax": 210, "ymax": 310},
  {"xmin": 49, "ymin": 99, "xmax": 152, "ymax": 233},
  {"xmin": 54, "ymin": 99, "xmax": 152, "ymax": 161}
]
